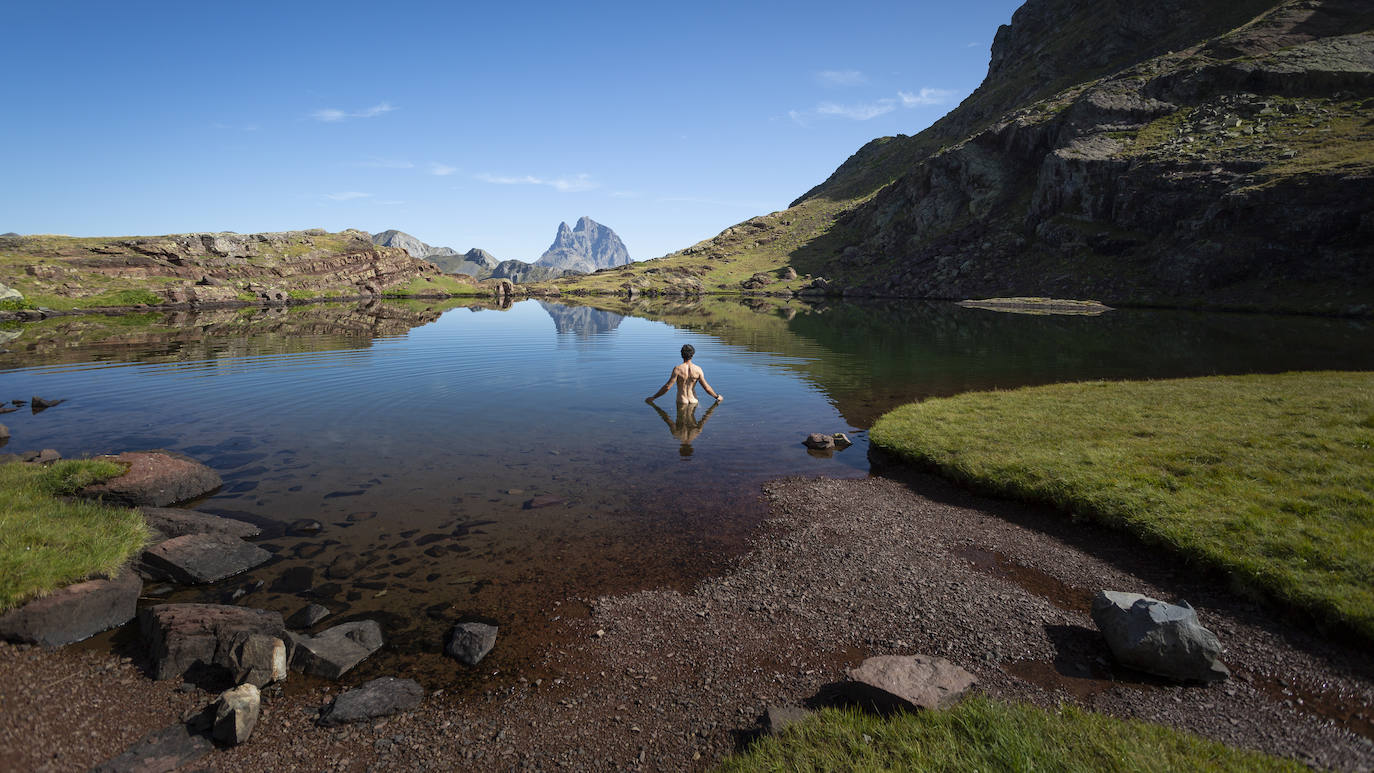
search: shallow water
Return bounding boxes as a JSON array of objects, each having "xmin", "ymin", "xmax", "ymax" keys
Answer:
[{"xmin": 2, "ymin": 297, "xmax": 1370, "ymax": 687}]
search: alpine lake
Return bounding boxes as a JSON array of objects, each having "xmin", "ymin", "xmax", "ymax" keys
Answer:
[{"xmin": 3, "ymin": 295, "xmax": 1371, "ymax": 692}]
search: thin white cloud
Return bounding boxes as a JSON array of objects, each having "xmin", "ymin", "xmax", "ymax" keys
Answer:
[
  {"xmin": 899, "ymin": 88, "xmax": 956, "ymax": 106},
  {"xmin": 311, "ymin": 102, "xmax": 396, "ymax": 122},
  {"xmin": 323, "ymin": 191, "xmax": 372, "ymax": 201},
  {"xmin": 816, "ymin": 100, "xmax": 897, "ymax": 120},
  {"xmin": 475, "ymin": 173, "xmax": 599, "ymax": 193},
  {"xmin": 816, "ymin": 69, "xmax": 867, "ymax": 87},
  {"xmin": 430, "ymin": 163, "xmax": 458, "ymax": 176},
  {"xmin": 353, "ymin": 157, "xmax": 414, "ymax": 169}
]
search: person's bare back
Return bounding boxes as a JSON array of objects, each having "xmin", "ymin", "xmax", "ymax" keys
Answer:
[{"xmin": 647, "ymin": 344, "xmax": 722, "ymax": 406}]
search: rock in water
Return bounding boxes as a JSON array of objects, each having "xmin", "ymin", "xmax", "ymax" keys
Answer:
[
  {"xmin": 140, "ymin": 507, "xmax": 261, "ymax": 541},
  {"xmin": 846, "ymin": 654, "xmax": 977, "ymax": 711},
  {"xmin": 286, "ymin": 603, "xmax": 332, "ymax": 629},
  {"xmin": 80, "ymin": 451, "xmax": 222, "ymax": 507},
  {"xmin": 140, "ymin": 533, "xmax": 271, "ymax": 584},
  {"xmin": 446, "ymin": 622, "xmax": 498, "ymax": 665},
  {"xmin": 803, "ymin": 433, "xmax": 835, "ymax": 450},
  {"xmin": 30, "ymin": 396, "xmax": 64, "ymax": 412},
  {"xmin": 288, "ymin": 620, "xmax": 384, "ymax": 679},
  {"xmin": 0, "ymin": 569, "xmax": 141, "ymax": 646},
  {"xmin": 213, "ymin": 683, "xmax": 260, "ymax": 745},
  {"xmin": 1090, "ymin": 590, "xmax": 1229, "ymax": 682},
  {"xmin": 318, "ymin": 677, "xmax": 424, "ymax": 726}
]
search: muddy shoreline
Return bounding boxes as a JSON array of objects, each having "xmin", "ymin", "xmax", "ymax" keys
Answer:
[{"xmin": 2, "ymin": 469, "xmax": 1372, "ymax": 771}]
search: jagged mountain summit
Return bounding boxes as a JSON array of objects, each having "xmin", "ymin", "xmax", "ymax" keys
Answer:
[
  {"xmin": 370, "ymin": 230, "xmax": 567, "ymax": 283},
  {"xmin": 535, "ymin": 217, "xmax": 631, "ymax": 274},
  {"xmin": 370, "ymin": 230, "xmax": 458, "ymax": 261}
]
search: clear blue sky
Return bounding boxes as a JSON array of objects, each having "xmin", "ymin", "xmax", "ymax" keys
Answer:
[{"xmin": 4, "ymin": 0, "xmax": 1023, "ymax": 261}]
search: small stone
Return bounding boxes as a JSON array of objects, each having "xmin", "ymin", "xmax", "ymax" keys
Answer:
[
  {"xmin": 445, "ymin": 622, "xmax": 498, "ymax": 666},
  {"xmin": 288, "ymin": 519, "xmax": 323, "ymax": 535},
  {"xmin": 831, "ymin": 432, "xmax": 853, "ymax": 448},
  {"xmin": 287, "ymin": 603, "xmax": 332, "ymax": 629},
  {"xmin": 30, "ymin": 396, "xmax": 64, "ymax": 413},
  {"xmin": 226, "ymin": 632, "xmax": 287, "ymax": 687},
  {"xmin": 524, "ymin": 494, "xmax": 564, "ymax": 509},
  {"xmin": 803, "ymin": 433, "xmax": 835, "ymax": 450},
  {"xmin": 213, "ymin": 683, "xmax": 261, "ymax": 745}
]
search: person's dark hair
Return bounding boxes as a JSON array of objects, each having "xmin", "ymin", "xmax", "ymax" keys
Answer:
[{"xmin": 680, "ymin": 344, "xmax": 695, "ymax": 361}]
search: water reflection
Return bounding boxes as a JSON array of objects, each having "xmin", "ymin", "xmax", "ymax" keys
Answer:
[
  {"xmin": 537, "ymin": 301, "xmax": 624, "ymax": 336},
  {"xmin": 649, "ymin": 400, "xmax": 720, "ymax": 457}
]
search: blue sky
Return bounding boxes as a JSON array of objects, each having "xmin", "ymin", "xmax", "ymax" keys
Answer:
[{"xmin": 4, "ymin": 0, "xmax": 1023, "ymax": 261}]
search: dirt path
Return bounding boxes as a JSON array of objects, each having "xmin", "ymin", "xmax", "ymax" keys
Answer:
[{"xmin": 3, "ymin": 470, "xmax": 1372, "ymax": 771}]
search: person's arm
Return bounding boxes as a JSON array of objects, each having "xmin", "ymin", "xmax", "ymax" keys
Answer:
[
  {"xmin": 646, "ymin": 370, "xmax": 675, "ymax": 402},
  {"xmin": 698, "ymin": 372, "xmax": 722, "ymax": 401}
]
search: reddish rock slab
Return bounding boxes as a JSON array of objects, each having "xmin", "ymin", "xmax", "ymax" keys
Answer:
[
  {"xmin": 0, "ymin": 570, "xmax": 141, "ymax": 647},
  {"xmin": 139, "ymin": 603, "xmax": 284, "ymax": 681},
  {"xmin": 846, "ymin": 654, "xmax": 977, "ymax": 711},
  {"xmin": 80, "ymin": 451, "xmax": 221, "ymax": 507},
  {"xmin": 140, "ymin": 507, "xmax": 260, "ymax": 541},
  {"xmin": 141, "ymin": 533, "xmax": 271, "ymax": 584}
]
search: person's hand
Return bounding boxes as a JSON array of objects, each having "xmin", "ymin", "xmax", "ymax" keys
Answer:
[{"xmin": 716, "ymin": 394, "xmax": 724, "ymax": 402}]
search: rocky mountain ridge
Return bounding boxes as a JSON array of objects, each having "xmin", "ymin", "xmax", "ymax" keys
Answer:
[
  {"xmin": 535, "ymin": 217, "xmax": 631, "ymax": 274},
  {"xmin": 371, "ymin": 230, "xmax": 570, "ymax": 283},
  {"xmin": 565, "ymin": 0, "xmax": 1372, "ymax": 315}
]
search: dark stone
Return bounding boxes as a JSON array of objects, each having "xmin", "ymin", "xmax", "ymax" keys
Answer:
[
  {"xmin": 524, "ymin": 494, "xmax": 565, "ymax": 509},
  {"xmin": 30, "ymin": 396, "xmax": 64, "ymax": 413},
  {"xmin": 0, "ymin": 569, "xmax": 141, "ymax": 646},
  {"xmin": 286, "ymin": 603, "xmax": 332, "ymax": 629},
  {"xmin": 293, "ymin": 542, "xmax": 327, "ymax": 559},
  {"xmin": 141, "ymin": 533, "xmax": 271, "ymax": 584},
  {"xmin": 140, "ymin": 507, "xmax": 260, "ymax": 541},
  {"xmin": 803, "ymin": 433, "xmax": 835, "ymax": 450},
  {"xmin": 288, "ymin": 620, "xmax": 384, "ymax": 679},
  {"xmin": 271, "ymin": 566, "xmax": 315, "ymax": 593},
  {"xmin": 139, "ymin": 603, "xmax": 285, "ymax": 681},
  {"xmin": 1090, "ymin": 591, "xmax": 1229, "ymax": 682},
  {"xmin": 92, "ymin": 721, "xmax": 212, "ymax": 773},
  {"xmin": 80, "ymin": 451, "xmax": 222, "ymax": 507},
  {"xmin": 445, "ymin": 622, "xmax": 498, "ymax": 666},
  {"xmin": 0, "ymin": 404, "xmax": 16, "ymax": 414},
  {"xmin": 318, "ymin": 677, "xmax": 424, "ymax": 726},
  {"xmin": 326, "ymin": 552, "xmax": 366, "ymax": 580}
]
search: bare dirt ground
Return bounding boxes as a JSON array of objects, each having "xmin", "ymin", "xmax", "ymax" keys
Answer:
[{"xmin": 3, "ymin": 469, "xmax": 1372, "ymax": 771}]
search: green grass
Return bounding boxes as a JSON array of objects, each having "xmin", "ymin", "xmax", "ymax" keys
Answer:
[
  {"xmin": 720, "ymin": 696, "xmax": 1301, "ymax": 772},
  {"xmin": 870, "ymin": 372, "xmax": 1374, "ymax": 638},
  {"xmin": 382, "ymin": 273, "xmax": 487, "ymax": 297},
  {"xmin": 0, "ymin": 459, "xmax": 149, "ymax": 611}
]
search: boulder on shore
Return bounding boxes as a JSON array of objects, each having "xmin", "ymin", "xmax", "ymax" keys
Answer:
[
  {"xmin": 318, "ymin": 677, "xmax": 424, "ymax": 726},
  {"xmin": 1090, "ymin": 590, "xmax": 1229, "ymax": 682},
  {"xmin": 139, "ymin": 603, "xmax": 285, "ymax": 681},
  {"xmin": 80, "ymin": 451, "xmax": 222, "ymax": 507},
  {"xmin": 213, "ymin": 683, "xmax": 261, "ymax": 745},
  {"xmin": 445, "ymin": 622, "xmax": 498, "ymax": 666},
  {"xmin": 0, "ymin": 569, "xmax": 141, "ymax": 647},
  {"xmin": 845, "ymin": 654, "xmax": 977, "ymax": 711},
  {"xmin": 140, "ymin": 533, "xmax": 271, "ymax": 584}
]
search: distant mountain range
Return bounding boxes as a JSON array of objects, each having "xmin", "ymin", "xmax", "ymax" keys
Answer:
[{"xmin": 370, "ymin": 217, "xmax": 630, "ymax": 283}]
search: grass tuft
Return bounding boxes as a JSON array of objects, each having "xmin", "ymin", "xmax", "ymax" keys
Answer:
[
  {"xmin": 719, "ymin": 696, "xmax": 1301, "ymax": 772},
  {"xmin": 869, "ymin": 372, "xmax": 1374, "ymax": 638},
  {"xmin": 0, "ymin": 459, "xmax": 149, "ymax": 611}
]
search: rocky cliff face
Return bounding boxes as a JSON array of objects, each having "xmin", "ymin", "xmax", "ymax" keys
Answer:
[
  {"xmin": 0, "ymin": 229, "xmax": 468, "ymax": 308},
  {"xmin": 619, "ymin": 0, "xmax": 1371, "ymax": 315},
  {"xmin": 535, "ymin": 217, "xmax": 631, "ymax": 274},
  {"xmin": 816, "ymin": 0, "xmax": 1373, "ymax": 313}
]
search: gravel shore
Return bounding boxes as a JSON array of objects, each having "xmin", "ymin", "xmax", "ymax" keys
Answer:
[{"xmin": 3, "ymin": 469, "xmax": 1371, "ymax": 771}]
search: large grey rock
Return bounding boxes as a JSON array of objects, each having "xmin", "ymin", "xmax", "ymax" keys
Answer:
[
  {"xmin": 213, "ymin": 683, "xmax": 260, "ymax": 745},
  {"xmin": 0, "ymin": 569, "xmax": 141, "ymax": 646},
  {"xmin": 803, "ymin": 433, "xmax": 836, "ymax": 450},
  {"xmin": 0, "ymin": 283, "xmax": 22, "ymax": 301},
  {"xmin": 318, "ymin": 677, "xmax": 424, "ymax": 726},
  {"xmin": 288, "ymin": 620, "xmax": 383, "ymax": 679},
  {"xmin": 846, "ymin": 654, "xmax": 977, "ymax": 711},
  {"xmin": 445, "ymin": 622, "xmax": 498, "ymax": 666},
  {"xmin": 226, "ymin": 632, "xmax": 287, "ymax": 687},
  {"xmin": 1091, "ymin": 591, "xmax": 1229, "ymax": 682},
  {"xmin": 80, "ymin": 451, "xmax": 222, "ymax": 507},
  {"xmin": 140, "ymin": 533, "xmax": 271, "ymax": 584},
  {"xmin": 139, "ymin": 603, "xmax": 285, "ymax": 680},
  {"xmin": 93, "ymin": 722, "xmax": 212, "ymax": 773},
  {"xmin": 140, "ymin": 507, "xmax": 260, "ymax": 541}
]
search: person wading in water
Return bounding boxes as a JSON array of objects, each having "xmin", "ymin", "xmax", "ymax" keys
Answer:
[{"xmin": 646, "ymin": 344, "xmax": 723, "ymax": 406}]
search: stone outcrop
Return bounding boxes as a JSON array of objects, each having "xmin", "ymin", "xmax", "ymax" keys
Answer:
[
  {"xmin": 139, "ymin": 604, "xmax": 286, "ymax": 681},
  {"xmin": 140, "ymin": 533, "xmax": 271, "ymax": 584},
  {"xmin": 0, "ymin": 569, "xmax": 141, "ymax": 646},
  {"xmin": 1091, "ymin": 590, "xmax": 1230, "ymax": 682},
  {"xmin": 0, "ymin": 229, "xmax": 453, "ymax": 309},
  {"xmin": 535, "ymin": 217, "xmax": 632, "ymax": 274},
  {"xmin": 79, "ymin": 451, "xmax": 222, "ymax": 507}
]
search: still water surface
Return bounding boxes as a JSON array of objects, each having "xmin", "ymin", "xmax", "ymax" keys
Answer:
[{"xmin": 1, "ymin": 297, "xmax": 1370, "ymax": 685}]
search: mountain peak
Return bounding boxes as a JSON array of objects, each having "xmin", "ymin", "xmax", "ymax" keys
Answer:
[{"xmin": 535, "ymin": 218, "xmax": 630, "ymax": 273}]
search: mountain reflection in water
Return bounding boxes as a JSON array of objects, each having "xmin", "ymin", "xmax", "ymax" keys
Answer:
[{"xmin": 3, "ymin": 296, "xmax": 1371, "ymax": 689}]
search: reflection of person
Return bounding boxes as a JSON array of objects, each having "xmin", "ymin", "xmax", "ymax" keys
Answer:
[
  {"xmin": 646, "ymin": 344, "xmax": 723, "ymax": 406},
  {"xmin": 650, "ymin": 400, "xmax": 719, "ymax": 456}
]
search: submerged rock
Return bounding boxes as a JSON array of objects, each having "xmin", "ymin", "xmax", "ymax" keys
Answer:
[
  {"xmin": 141, "ymin": 533, "xmax": 271, "ymax": 584},
  {"xmin": 141, "ymin": 507, "xmax": 260, "ymax": 542},
  {"xmin": 288, "ymin": 620, "xmax": 384, "ymax": 679},
  {"xmin": 286, "ymin": 603, "xmax": 332, "ymax": 629},
  {"xmin": 1091, "ymin": 590, "xmax": 1229, "ymax": 682},
  {"xmin": 803, "ymin": 433, "xmax": 836, "ymax": 450}
]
